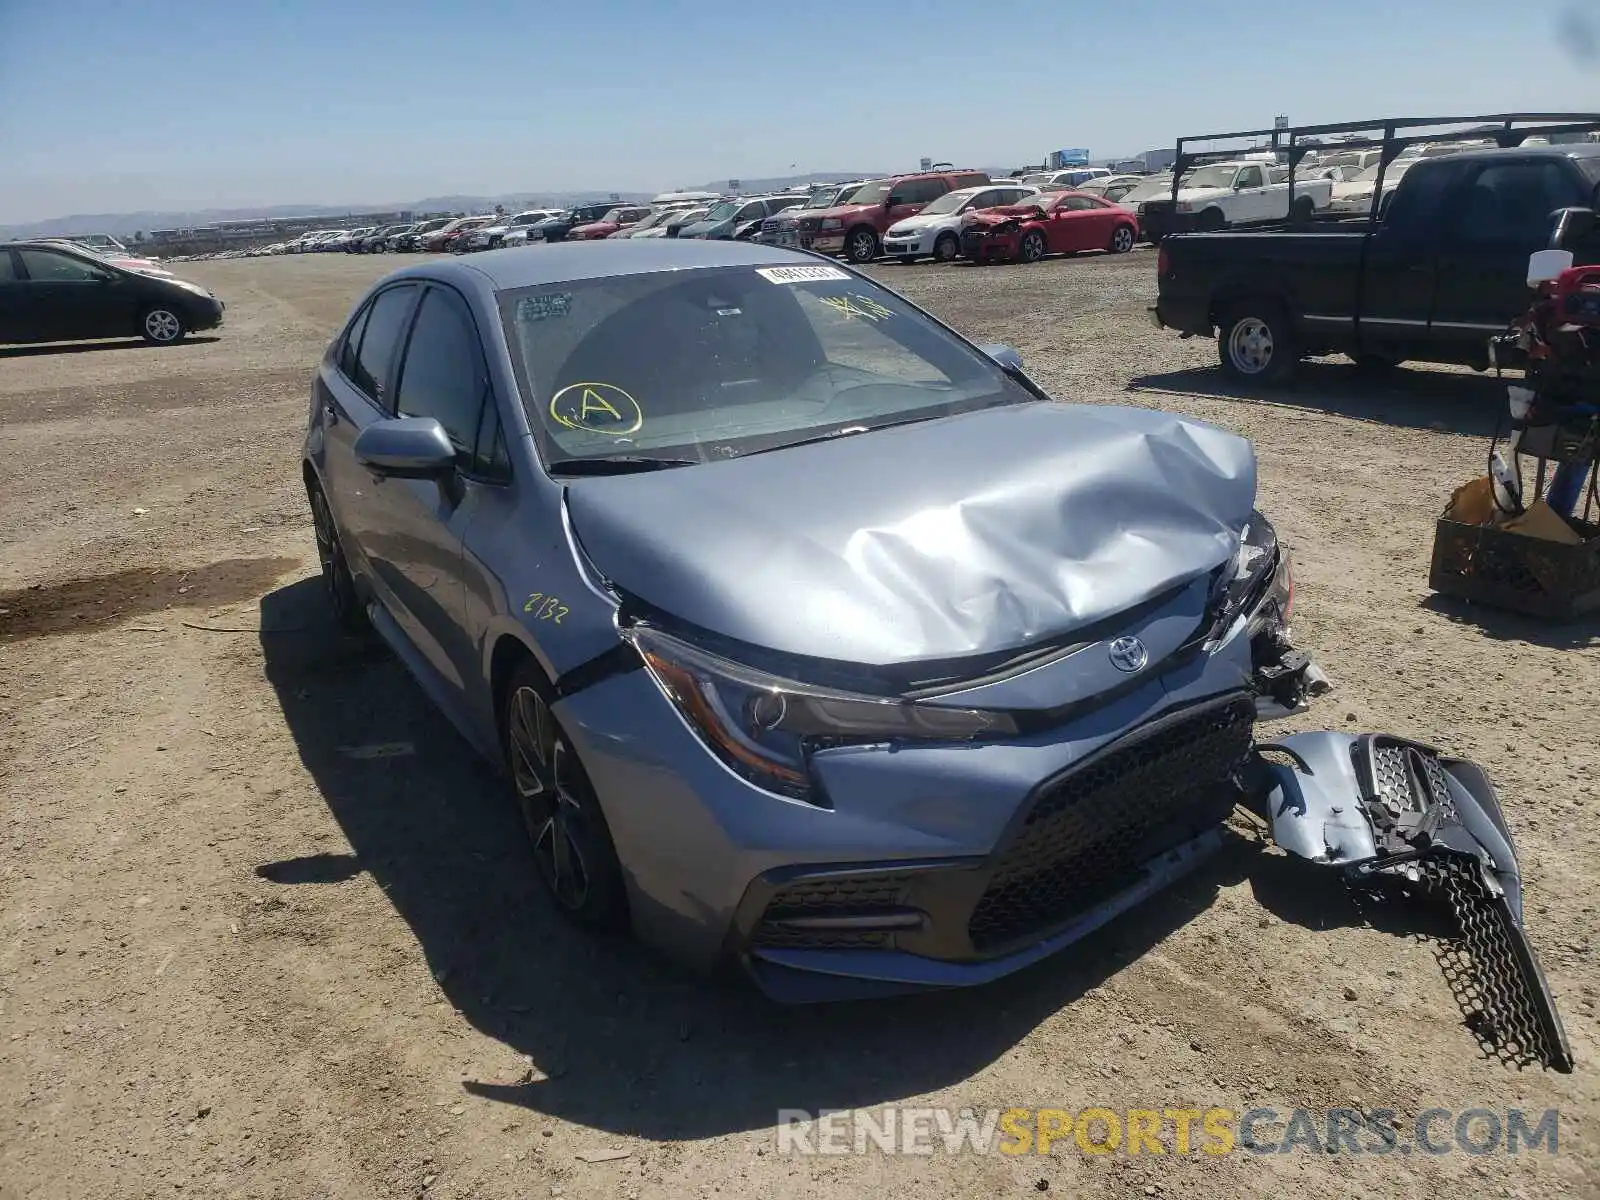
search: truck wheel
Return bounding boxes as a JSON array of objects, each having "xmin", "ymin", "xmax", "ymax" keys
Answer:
[
  {"xmin": 1218, "ymin": 303, "xmax": 1296, "ymax": 385},
  {"xmin": 1290, "ymin": 196, "xmax": 1315, "ymax": 227},
  {"xmin": 845, "ymin": 227, "xmax": 879, "ymax": 263},
  {"xmin": 1198, "ymin": 208, "xmax": 1226, "ymax": 232}
]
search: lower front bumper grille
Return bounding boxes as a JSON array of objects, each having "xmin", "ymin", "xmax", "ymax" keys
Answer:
[
  {"xmin": 968, "ymin": 695, "xmax": 1255, "ymax": 951},
  {"xmin": 752, "ymin": 872, "xmax": 923, "ymax": 950},
  {"xmin": 739, "ymin": 693, "xmax": 1255, "ymax": 963}
]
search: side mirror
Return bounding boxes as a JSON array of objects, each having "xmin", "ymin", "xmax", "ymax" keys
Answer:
[
  {"xmin": 353, "ymin": 417, "xmax": 457, "ymax": 479},
  {"xmin": 1548, "ymin": 206, "xmax": 1597, "ymax": 251},
  {"xmin": 977, "ymin": 343, "xmax": 1024, "ymax": 372}
]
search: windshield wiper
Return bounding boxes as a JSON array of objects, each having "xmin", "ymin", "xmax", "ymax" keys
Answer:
[{"xmin": 546, "ymin": 455, "xmax": 699, "ymax": 476}]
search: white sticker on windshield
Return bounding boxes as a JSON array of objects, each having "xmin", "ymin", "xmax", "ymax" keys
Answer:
[{"xmin": 755, "ymin": 265, "xmax": 850, "ymax": 284}]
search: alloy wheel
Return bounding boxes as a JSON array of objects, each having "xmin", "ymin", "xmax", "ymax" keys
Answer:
[
  {"xmin": 1111, "ymin": 226, "xmax": 1135, "ymax": 253},
  {"xmin": 143, "ymin": 309, "xmax": 183, "ymax": 343},
  {"xmin": 508, "ymin": 686, "xmax": 592, "ymax": 912}
]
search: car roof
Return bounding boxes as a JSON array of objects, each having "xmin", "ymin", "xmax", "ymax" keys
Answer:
[
  {"xmin": 388, "ymin": 238, "xmax": 821, "ymax": 291},
  {"xmin": 1416, "ymin": 142, "xmax": 1600, "ymax": 166}
]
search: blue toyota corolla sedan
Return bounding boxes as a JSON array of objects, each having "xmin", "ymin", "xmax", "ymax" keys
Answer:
[{"xmin": 302, "ymin": 239, "xmax": 1326, "ymax": 1001}]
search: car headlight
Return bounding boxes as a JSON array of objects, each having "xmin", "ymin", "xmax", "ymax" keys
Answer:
[
  {"xmin": 624, "ymin": 626, "xmax": 1016, "ymax": 801},
  {"xmin": 1174, "ymin": 200, "xmax": 1193, "ymax": 213},
  {"xmin": 819, "ymin": 218, "xmax": 843, "ymax": 230},
  {"xmin": 1212, "ymin": 511, "xmax": 1293, "ymax": 640}
]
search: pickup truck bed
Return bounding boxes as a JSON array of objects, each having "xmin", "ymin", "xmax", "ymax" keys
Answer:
[{"xmin": 1152, "ymin": 144, "xmax": 1600, "ymax": 383}]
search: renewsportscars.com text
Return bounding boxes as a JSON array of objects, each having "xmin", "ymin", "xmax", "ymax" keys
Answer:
[{"xmin": 775, "ymin": 1106, "xmax": 1560, "ymax": 1157}]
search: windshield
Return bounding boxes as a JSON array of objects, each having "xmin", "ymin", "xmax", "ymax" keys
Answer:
[
  {"xmin": 501, "ymin": 265, "xmax": 1032, "ymax": 468},
  {"xmin": 1350, "ymin": 160, "xmax": 1414, "ymax": 184},
  {"xmin": 703, "ymin": 201, "xmax": 738, "ymax": 222},
  {"xmin": 801, "ymin": 185, "xmax": 836, "ymax": 207},
  {"xmin": 916, "ymin": 190, "xmax": 975, "ymax": 216},
  {"xmin": 846, "ymin": 180, "xmax": 893, "ymax": 205},
  {"xmin": 1118, "ymin": 176, "xmax": 1175, "ymax": 204},
  {"xmin": 1187, "ymin": 165, "xmax": 1241, "ymax": 189}
]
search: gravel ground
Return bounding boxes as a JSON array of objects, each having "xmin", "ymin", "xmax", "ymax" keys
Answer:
[{"xmin": 1, "ymin": 248, "xmax": 1597, "ymax": 1199}]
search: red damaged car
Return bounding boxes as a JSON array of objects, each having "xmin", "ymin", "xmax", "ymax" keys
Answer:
[
  {"xmin": 959, "ymin": 189, "xmax": 1139, "ymax": 264},
  {"xmin": 570, "ymin": 205, "xmax": 652, "ymax": 241}
]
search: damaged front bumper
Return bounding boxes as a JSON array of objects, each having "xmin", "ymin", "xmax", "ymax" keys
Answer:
[{"xmin": 1254, "ymin": 731, "xmax": 1573, "ymax": 1071}]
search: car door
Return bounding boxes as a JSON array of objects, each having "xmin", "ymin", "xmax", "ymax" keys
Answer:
[
  {"xmin": 1046, "ymin": 194, "xmax": 1103, "ymax": 252},
  {"xmin": 357, "ymin": 282, "xmax": 499, "ymax": 695},
  {"xmin": 0, "ymin": 250, "xmax": 34, "ymax": 343},
  {"xmin": 1228, "ymin": 164, "xmax": 1267, "ymax": 222},
  {"xmin": 1429, "ymin": 158, "xmax": 1591, "ymax": 351},
  {"xmin": 317, "ymin": 282, "xmax": 421, "ymax": 610},
  {"xmin": 1355, "ymin": 159, "xmax": 1470, "ymax": 356},
  {"xmin": 12, "ymin": 247, "xmax": 131, "ymax": 340}
]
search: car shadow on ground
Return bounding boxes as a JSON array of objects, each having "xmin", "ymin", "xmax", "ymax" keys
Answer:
[
  {"xmin": 1128, "ymin": 360, "xmax": 1508, "ymax": 437},
  {"xmin": 0, "ymin": 336, "xmax": 222, "ymax": 358},
  {"xmin": 256, "ymin": 576, "xmax": 1380, "ymax": 1140}
]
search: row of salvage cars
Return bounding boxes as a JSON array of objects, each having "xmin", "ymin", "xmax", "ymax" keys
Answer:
[{"xmin": 300, "ymin": 237, "xmax": 1573, "ymax": 1073}]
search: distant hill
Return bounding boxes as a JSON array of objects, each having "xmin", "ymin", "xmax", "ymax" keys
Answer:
[{"xmin": 0, "ymin": 171, "xmax": 882, "ymax": 240}]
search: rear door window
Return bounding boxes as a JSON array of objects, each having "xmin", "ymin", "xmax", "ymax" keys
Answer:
[
  {"xmin": 1452, "ymin": 160, "xmax": 1587, "ymax": 247},
  {"xmin": 1383, "ymin": 160, "xmax": 1471, "ymax": 236},
  {"xmin": 350, "ymin": 283, "xmax": 419, "ymax": 409},
  {"xmin": 338, "ymin": 300, "xmax": 373, "ymax": 378}
]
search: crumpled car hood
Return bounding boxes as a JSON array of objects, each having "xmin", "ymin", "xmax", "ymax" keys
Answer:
[
  {"xmin": 565, "ymin": 402, "xmax": 1256, "ymax": 668},
  {"xmin": 965, "ymin": 206, "xmax": 1042, "ymax": 228}
]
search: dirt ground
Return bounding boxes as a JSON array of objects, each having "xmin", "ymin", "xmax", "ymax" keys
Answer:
[{"xmin": 1, "ymin": 248, "xmax": 1597, "ymax": 1200}]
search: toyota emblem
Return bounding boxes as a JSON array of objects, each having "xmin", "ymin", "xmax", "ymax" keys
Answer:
[{"xmin": 1107, "ymin": 636, "xmax": 1149, "ymax": 673}]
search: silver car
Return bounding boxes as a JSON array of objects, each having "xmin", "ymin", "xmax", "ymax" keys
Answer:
[{"xmin": 300, "ymin": 241, "xmax": 1569, "ymax": 1048}]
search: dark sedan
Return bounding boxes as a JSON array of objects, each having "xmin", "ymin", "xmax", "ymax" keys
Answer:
[{"xmin": 0, "ymin": 241, "xmax": 224, "ymax": 345}]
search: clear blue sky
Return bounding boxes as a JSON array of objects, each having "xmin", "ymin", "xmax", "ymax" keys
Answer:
[{"xmin": 1, "ymin": 0, "xmax": 1597, "ymax": 223}]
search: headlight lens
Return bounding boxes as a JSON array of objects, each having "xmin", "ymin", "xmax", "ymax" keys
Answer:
[
  {"xmin": 624, "ymin": 626, "xmax": 1016, "ymax": 801},
  {"xmin": 1213, "ymin": 511, "xmax": 1293, "ymax": 639},
  {"xmin": 819, "ymin": 218, "xmax": 843, "ymax": 230}
]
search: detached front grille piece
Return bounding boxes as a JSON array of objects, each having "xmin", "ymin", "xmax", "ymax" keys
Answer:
[
  {"xmin": 968, "ymin": 696, "xmax": 1255, "ymax": 952},
  {"xmin": 1417, "ymin": 852, "xmax": 1573, "ymax": 1071},
  {"xmin": 1352, "ymin": 735, "xmax": 1574, "ymax": 1072}
]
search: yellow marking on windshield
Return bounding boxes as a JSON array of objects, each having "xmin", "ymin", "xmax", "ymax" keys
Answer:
[
  {"xmin": 817, "ymin": 294, "xmax": 894, "ymax": 322},
  {"xmin": 549, "ymin": 381, "xmax": 643, "ymax": 437}
]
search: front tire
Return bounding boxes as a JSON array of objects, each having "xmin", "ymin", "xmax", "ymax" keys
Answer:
[
  {"xmin": 1218, "ymin": 303, "xmax": 1297, "ymax": 385},
  {"xmin": 1018, "ymin": 229, "xmax": 1047, "ymax": 263},
  {"xmin": 933, "ymin": 232, "xmax": 959, "ymax": 262},
  {"xmin": 140, "ymin": 307, "xmax": 186, "ymax": 345},
  {"xmin": 844, "ymin": 226, "xmax": 879, "ymax": 264},
  {"xmin": 503, "ymin": 662, "xmax": 627, "ymax": 930}
]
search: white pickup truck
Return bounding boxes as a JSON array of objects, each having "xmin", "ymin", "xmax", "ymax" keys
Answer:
[{"xmin": 1141, "ymin": 159, "xmax": 1334, "ymax": 239}]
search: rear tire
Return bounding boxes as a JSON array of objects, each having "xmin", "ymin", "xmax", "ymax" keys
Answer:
[
  {"xmin": 1198, "ymin": 208, "xmax": 1226, "ymax": 232},
  {"xmin": 308, "ymin": 483, "xmax": 368, "ymax": 634},
  {"xmin": 1108, "ymin": 224, "xmax": 1135, "ymax": 254},
  {"xmin": 1218, "ymin": 302, "xmax": 1297, "ymax": 385},
  {"xmin": 1290, "ymin": 196, "xmax": 1315, "ymax": 226},
  {"xmin": 502, "ymin": 660, "xmax": 628, "ymax": 931},
  {"xmin": 844, "ymin": 226, "xmax": 880, "ymax": 264}
]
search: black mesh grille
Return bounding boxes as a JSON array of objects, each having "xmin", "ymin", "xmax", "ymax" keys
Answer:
[
  {"xmin": 968, "ymin": 697, "xmax": 1255, "ymax": 951},
  {"xmin": 1413, "ymin": 852, "xmax": 1573, "ymax": 1071},
  {"xmin": 753, "ymin": 872, "xmax": 918, "ymax": 951}
]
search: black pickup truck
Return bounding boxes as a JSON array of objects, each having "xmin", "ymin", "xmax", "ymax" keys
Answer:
[{"xmin": 1152, "ymin": 143, "xmax": 1600, "ymax": 384}]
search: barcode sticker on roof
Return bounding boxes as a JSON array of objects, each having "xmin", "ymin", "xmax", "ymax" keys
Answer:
[{"xmin": 755, "ymin": 265, "xmax": 850, "ymax": 284}]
